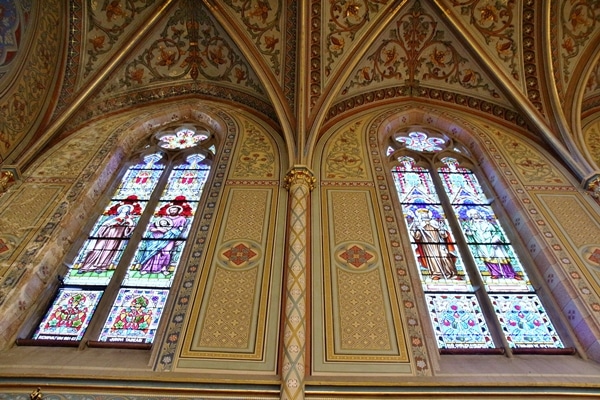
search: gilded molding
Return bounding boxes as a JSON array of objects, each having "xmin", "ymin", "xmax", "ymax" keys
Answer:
[{"xmin": 284, "ymin": 167, "xmax": 316, "ymax": 192}]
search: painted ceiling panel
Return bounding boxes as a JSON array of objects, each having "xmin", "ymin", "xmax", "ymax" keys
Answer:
[
  {"xmin": 322, "ymin": 0, "xmax": 396, "ymax": 85},
  {"xmin": 77, "ymin": 0, "xmax": 162, "ymax": 90},
  {"xmin": 338, "ymin": 0, "xmax": 514, "ymax": 110},
  {"xmin": 552, "ymin": 2, "xmax": 600, "ymax": 104},
  {"xmin": 94, "ymin": 1, "xmax": 269, "ymax": 103},
  {"xmin": 437, "ymin": 0, "xmax": 525, "ymax": 91},
  {"xmin": 219, "ymin": 0, "xmax": 286, "ymax": 85}
]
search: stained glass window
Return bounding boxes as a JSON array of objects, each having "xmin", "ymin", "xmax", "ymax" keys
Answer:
[
  {"xmin": 390, "ymin": 132, "xmax": 565, "ymax": 352},
  {"xmin": 31, "ymin": 127, "xmax": 213, "ymax": 346}
]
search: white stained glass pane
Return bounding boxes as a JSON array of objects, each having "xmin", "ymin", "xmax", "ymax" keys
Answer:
[
  {"xmin": 426, "ymin": 294, "xmax": 494, "ymax": 349},
  {"xmin": 491, "ymin": 294, "xmax": 565, "ymax": 349}
]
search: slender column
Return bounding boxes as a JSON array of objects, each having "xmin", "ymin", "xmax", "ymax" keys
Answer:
[{"xmin": 281, "ymin": 166, "xmax": 315, "ymax": 400}]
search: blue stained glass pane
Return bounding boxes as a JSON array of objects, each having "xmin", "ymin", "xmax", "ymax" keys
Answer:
[
  {"xmin": 438, "ymin": 159, "xmax": 487, "ymax": 205},
  {"xmin": 114, "ymin": 154, "xmax": 165, "ymax": 200},
  {"xmin": 33, "ymin": 289, "xmax": 103, "ymax": 341},
  {"xmin": 124, "ymin": 239, "xmax": 184, "ymax": 287},
  {"xmin": 490, "ymin": 294, "xmax": 564, "ymax": 349},
  {"xmin": 161, "ymin": 168, "xmax": 209, "ymax": 201},
  {"xmin": 453, "ymin": 204, "xmax": 532, "ymax": 290},
  {"xmin": 392, "ymin": 158, "xmax": 439, "ymax": 204},
  {"xmin": 467, "ymin": 244, "xmax": 532, "ymax": 291},
  {"xmin": 99, "ymin": 288, "xmax": 169, "ymax": 343},
  {"xmin": 425, "ymin": 294, "xmax": 494, "ymax": 349}
]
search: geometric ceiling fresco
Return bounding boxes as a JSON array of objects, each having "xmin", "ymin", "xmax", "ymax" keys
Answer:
[
  {"xmin": 0, "ymin": 1, "xmax": 33, "ymax": 78},
  {"xmin": 2, "ymin": 0, "xmax": 600, "ymax": 175}
]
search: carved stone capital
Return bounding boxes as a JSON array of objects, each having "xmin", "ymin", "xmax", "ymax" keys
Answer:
[
  {"xmin": 0, "ymin": 166, "xmax": 20, "ymax": 195},
  {"xmin": 284, "ymin": 166, "xmax": 316, "ymax": 191},
  {"xmin": 584, "ymin": 173, "xmax": 600, "ymax": 200}
]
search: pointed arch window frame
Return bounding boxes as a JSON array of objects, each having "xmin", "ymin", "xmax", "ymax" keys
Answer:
[
  {"xmin": 388, "ymin": 130, "xmax": 574, "ymax": 355},
  {"xmin": 18, "ymin": 126, "xmax": 217, "ymax": 349}
]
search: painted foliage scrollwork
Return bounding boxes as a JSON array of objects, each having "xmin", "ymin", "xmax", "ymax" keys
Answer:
[
  {"xmin": 343, "ymin": 1, "xmax": 499, "ymax": 98},
  {"xmin": 118, "ymin": 1, "xmax": 263, "ymax": 94},
  {"xmin": 560, "ymin": 1, "xmax": 600, "ymax": 82},
  {"xmin": 448, "ymin": 0, "xmax": 519, "ymax": 80},
  {"xmin": 222, "ymin": 0, "xmax": 282, "ymax": 76},
  {"xmin": 85, "ymin": 0, "xmax": 157, "ymax": 77},
  {"xmin": 326, "ymin": 0, "xmax": 390, "ymax": 77}
]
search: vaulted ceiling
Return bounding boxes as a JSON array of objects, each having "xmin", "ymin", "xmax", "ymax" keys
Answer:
[{"xmin": 1, "ymin": 0, "xmax": 600, "ymax": 180}]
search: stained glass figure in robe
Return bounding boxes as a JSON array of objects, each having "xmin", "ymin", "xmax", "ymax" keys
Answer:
[
  {"xmin": 64, "ymin": 154, "xmax": 163, "ymax": 286},
  {"xmin": 410, "ymin": 206, "xmax": 458, "ymax": 281},
  {"xmin": 124, "ymin": 154, "xmax": 209, "ymax": 288}
]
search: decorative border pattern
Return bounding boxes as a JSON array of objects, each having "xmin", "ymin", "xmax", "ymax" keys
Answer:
[{"xmin": 325, "ymin": 85, "xmax": 527, "ymax": 129}]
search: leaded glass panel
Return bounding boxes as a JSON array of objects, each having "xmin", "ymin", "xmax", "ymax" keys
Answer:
[
  {"xmin": 404, "ymin": 204, "xmax": 472, "ymax": 291},
  {"xmin": 99, "ymin": 288, "xmax": 169, "ymax": 343},
  {"xmin": 396, "ymin": 131, "xmax": 445, "ymax": 152},
  {"xmin": 426, "ymin": 294, "xmax": 494, "ymax": 349},
  {"xmin": 33, "ymin": 289, "xmax": 103, "ymax": 341},
  {"xmin": 113, "ymin": 154, "xmax": 165, "ymax": 200},
  {"xmin": 438, "ymin": 158, "xmax": 487, "ymax": 204},
  {"xmin": 65, "ymin": 199, "xmax": 149, "ymax": 286},
  {"xmin": 390, "ymin": 139, "xmax": 565, "ymax": 352},
  {"xmin": 392, "ymin": 157, "xmax": 439, "ymax": 204},
  {"xmin": 490, "ymin": 294, "xmax": 565, "ymax": 349}
]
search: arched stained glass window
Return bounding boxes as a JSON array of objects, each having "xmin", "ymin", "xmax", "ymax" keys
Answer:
[
  {"xmin": 28, "ymin": 126, "xmax": 213, "ymax": 346},
  {"xmin": 390, "ymin": 131, "xmax": 568, "ymax": 353}
]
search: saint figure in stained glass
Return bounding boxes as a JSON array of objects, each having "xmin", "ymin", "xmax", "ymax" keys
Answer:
[
  {"xmin": 136, "ymin": 204, "xmax": 187, "ymax": 276},
  {"xmin": 462, "ymin": 207, "xmax": 519, "ymax": 280},
  {"xmin": 410, "ymin": 207, "xmax": 458, "ymax": 280},
  {"xmin": 78, "ymin": 204, "xmax": 136, "ymax": 274}
]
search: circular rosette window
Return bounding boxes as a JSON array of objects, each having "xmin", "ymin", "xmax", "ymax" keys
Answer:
[
  {"xmin": 335, "ymin": 243, "xmax": 379, "ymax": 272},
  {"xmin": 156, "ymin": 127, "xmax": 210, "ymax": 150},
  {"xmin": 218, "ymin": 240, "xmax": 261, "ymax": 270}
]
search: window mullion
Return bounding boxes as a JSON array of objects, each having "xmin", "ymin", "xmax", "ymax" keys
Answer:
[
  {"xmin": 429, "ymin": 166, "xmax": 512, "ymax": 354},
  {"xmin": 80, "ymin": 161, "xmax": 174, "ymax": 344}
]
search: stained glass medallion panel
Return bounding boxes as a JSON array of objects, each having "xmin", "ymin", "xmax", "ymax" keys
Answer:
[
  {"xmin": 99, "ymin": 288, "xmax": 169, "ymax": 343},
  {"xmin": 426, "ymin": 294, "xmax": 494, "ymax": 349},
  {"xmin": 33, "ymin": 289, "xmax": 103, "ymax": 341},
  {"xmin": 157, "ymin": 128, "xmax": 209, "ymax": 150},
  {"xmin": 396, "ymin": 131, "xmax": 445, "ymax": 152},
  {"xmin": 490, "ymin": 294, "xmax": 564, "ymax": 349}
]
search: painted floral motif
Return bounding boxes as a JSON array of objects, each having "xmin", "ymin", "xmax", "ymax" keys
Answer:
[
  {"xmin": 494, "ymin": 131, "xmax": 565, "ymax": 185},
  {"xmin": 584, "ymin": 122, "xmax": 600, "ymax": 168},
  {"xmin": 560, "ymin": 1, "xmax": 600, "ymax": 83},
  {"xmin": 85, "ymin": 0, "xmax": 157, "ymax": 77},
  {"xmin": 326, "ymin": 0, "xmax": 391, "ymax": 77},
  {"xmin": 0, "ymin": 4, "xmax": 60, "ymax": 161},
  {"xmin": 448, "ymin": 0, "xmax": 519, "ymax": 80},
  {"xmin": 343, "ymin": 1, "xmax": 499, "ymax": 98},
  {"xmin": 232, "ymin": 120, "xmax": 276, "ymax": 179},
  {"xmin": 118, "ymin": 1, "xmax": 263, "ymax": 94},
  {"xmin": 324, "ymin": 121, "xmax": 367, "ymax": 179},
  {"xmin": 222, "ymin": 0, "xmax": 282, "ymax": 76}
]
